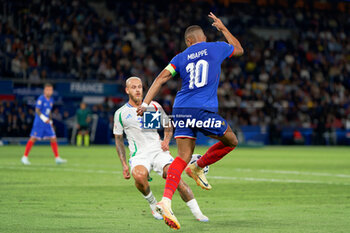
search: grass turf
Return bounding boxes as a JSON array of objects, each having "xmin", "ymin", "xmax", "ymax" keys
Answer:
[{"xmin": 0, "ymin": 145, "xmax": 349, "ymax": 233}]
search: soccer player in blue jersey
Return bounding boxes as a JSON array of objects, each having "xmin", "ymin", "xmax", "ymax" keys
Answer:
[
  {"xmin": 21, "ymin": 83, "xmax": 67, "ymax": 165},
  {"xmin": 137, "ymin": 12, "xmax": 244, "ymax": 229}
]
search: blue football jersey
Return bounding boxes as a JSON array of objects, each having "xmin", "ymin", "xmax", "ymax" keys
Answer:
[
  {"xmin": 168, "ymin": 41, "xmax": 234, "ymax": 112},
  {"xmin": 33, "ymin": 95, "xmax": 54, "ymax": 125}
]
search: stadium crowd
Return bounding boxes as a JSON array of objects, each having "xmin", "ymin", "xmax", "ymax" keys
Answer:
[{"xmin": 0, "ymin": 0, "xmax": 349, "ymax": 142}]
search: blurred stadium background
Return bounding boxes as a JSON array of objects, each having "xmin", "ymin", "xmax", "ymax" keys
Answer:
[
  {"xmin": 0, "ymin": 0, "xmax": 349, "ymax": 146},
  {"xmin": 1, "ymin": 1, "xmax": 350, "ymax": 233}
]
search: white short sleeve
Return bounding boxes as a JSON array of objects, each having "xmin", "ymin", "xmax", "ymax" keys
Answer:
[{"xmin": 113, "ymin": 109, "xmax": 124, "ymax": 135}]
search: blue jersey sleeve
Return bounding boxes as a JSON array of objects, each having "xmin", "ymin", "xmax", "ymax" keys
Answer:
[
  {"xmin": 215, "ymin": 41, "xmax": 235, "ymax": 60},
  {"xmin": 35, "ymin": 96, "xmax": 44, "ymax": 109},
  {"xmin": 166, "ymin": 54, "xmax": 180, "ymax": 77}
]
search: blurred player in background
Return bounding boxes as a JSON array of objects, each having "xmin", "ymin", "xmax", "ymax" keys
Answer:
[
  {"xmin": 76, "ymin": 102, "xmax": 91, "ymax": 146},
  {"xmin": 114, "ymin": 77, "xmax": 208, "ymax": 222},
  {"xmin": 21, "ymin": 83, "xmax": 67, "ymax": 165},
  {"xmin": 137, "ymin": 13, "xmax": 243, "ymax": 229}
]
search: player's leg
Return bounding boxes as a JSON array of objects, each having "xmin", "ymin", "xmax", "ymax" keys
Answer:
[
  {"xmin": 51, "ymin": 138, "xmax": 67, "ymax": 164},
  {"xmin": 46, "ymin": 124, "xmax": 66, "ymax": 164},
  {"xmin": 83, "ymin": 131, "xmax": 90, "ymax": 147},
  {"xmin": 51, "ymin": 137, "xmax": 64, "ymax": 164},
  {"xmin": 156, "ymin": 138, "xmax": 195, "ymax": 230},
  {"xmin": 186, "ymin": 111, "xmax": 237, "ymax": 189},
  {"xmin": 132, "ymin": 165, "xmax": 152, "ymax": 195},
  {"xmin": 22, "ymin": 124, "xmax": 43, "ymax": 164},
  {"xmin": 186, "ymin": 112, "xmax": 237, "ymax": 189},
  {"xmin": 24, "ymin": 137, "xmax": 36, "ymax": 157},
  {"xmin": 21, "ymin": 136, "xmax": 37, "ymax": 165},
  {"xmin": 162, "ymin": 164, "xmax": 209, "ymax": 222},
  {"xmin": 76, "ymin": 131, "xmax": 83, "ymax": 146},
  {"xmin": 50, "ymin": 137, "xmax": 59, "ymax": 158},
  {"xmin": 131, "ymin": 164, "xmax": 162, "ymax": 220},
  {"xmin": 196, "ymin": 125, "xmax": 237, "ymax": 168},
  {"xmin": 163, "ymin": 138, "xmax": 195, "ymax": 200}
]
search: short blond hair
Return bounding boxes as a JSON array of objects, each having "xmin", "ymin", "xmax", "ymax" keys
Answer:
[{"xmin": 126, "ymin": 76, "xmax": 141, "ymax": 87}]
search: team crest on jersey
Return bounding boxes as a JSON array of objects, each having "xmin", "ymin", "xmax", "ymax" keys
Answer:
[{"xmin": 126, "ymin": 114, "xmax": 132, "ymax": 120}]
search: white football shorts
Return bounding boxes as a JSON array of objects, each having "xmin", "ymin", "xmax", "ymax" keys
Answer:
[{"xmin": 129, "ymin": 147, "xmax": 174, "ymax": 177}]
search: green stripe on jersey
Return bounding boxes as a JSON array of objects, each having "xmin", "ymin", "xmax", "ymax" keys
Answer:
[
  {"xmin": 118, "ymin": 112, "xmax": 124, "ymax": 127},
  {"xmin": 131, "ymin": 141, "xmax": 137, "ymax": 157},
  {"xmin": 165, "ymin": 64, "xmax": 177, "ymax": 76}
]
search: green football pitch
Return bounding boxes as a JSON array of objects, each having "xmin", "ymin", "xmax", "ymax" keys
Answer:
[{"xmin": 1, "ymin": 145, "xmax": 349, "ymax": 233}]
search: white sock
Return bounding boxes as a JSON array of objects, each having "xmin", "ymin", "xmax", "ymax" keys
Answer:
[
  {"xmin": 143, "ymin": 191, "xmax": 157, "ymax": 206},
  {"xmin": 186, "ymin": 199, "xmax": 203, "ymax": 217}
]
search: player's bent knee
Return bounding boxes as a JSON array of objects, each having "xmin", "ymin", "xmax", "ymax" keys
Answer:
[
  {"xmin": 29, "ymin": 137, "xmax": 36, "ymax": 142},
  {"xmin": 177, "ymin": 153, "xmax": 192, "ymax": 164},
  {"xmin": 231, "ymin": 137, "xmax": 238, "ymax": 147},
  {"xmin": 133, "ymin": 173, "xmax": 148, "ymax": 185},
  {"xmin": 224, "ymin": 138, "xmax": 238, "ymax": 148},
  {"xmin": 162, "ymin": 165, "xmax": 170, "ymax": 179},
  {"xmin": 132, "ymin": 168, "xmax": 148, "ymax": 184}
]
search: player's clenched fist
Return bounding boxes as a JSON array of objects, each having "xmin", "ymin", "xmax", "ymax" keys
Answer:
[
  {"xmin": 122, "ymin": 165, "xmax": 130, "ymax": 179},
  {"xmin": 161, "ymin": 140, "xmax": 169, "ymax": 152},
  {"xmin": 136, "ymin": 103, "xmax": 147, "ymax": 116},
  {"xmin": 136, "ymin": 107, "xmax": 144, "ymax": 116}
]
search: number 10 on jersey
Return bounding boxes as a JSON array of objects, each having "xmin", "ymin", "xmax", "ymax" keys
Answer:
[{"xmin": 186, "ymin": 59, "xmax": 209, "ymax": 89}]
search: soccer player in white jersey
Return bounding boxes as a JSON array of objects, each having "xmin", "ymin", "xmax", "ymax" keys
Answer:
[{"xmin": 113, "ymin": 77, "xmax": 208, "ymax": 222}]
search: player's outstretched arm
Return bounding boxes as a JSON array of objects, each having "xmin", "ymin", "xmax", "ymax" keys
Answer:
[
  {"xmin": 114, "ymin": 134, "xmax": 130, "ymax": 179},
  {"xmin": 209, "ymin": 12, "xmax": 244, "ymax": 56},
  {"xmin": 136, "ymin": 69, "xmax": 172, "ymax": 116}
]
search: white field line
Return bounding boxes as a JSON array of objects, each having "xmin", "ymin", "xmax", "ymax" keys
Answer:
[
  {"xmin": 1, "ymin": 162, "xmax": 118, "ymax": 169},
  {"xmin": 207, "ymin": 175, "xmax": 350, "ymax": 186},
  {"xmin": 2, "ymin": 162, "xmax": 350, "ymax": 179},
  {"xmin": 0, "ymin": 165, "xmax": 121, "ymax": 175},
  {"xmin": 233, "ymin": 168, "xmax": 350, "ymax": 178},
  {"xmin": 1, "ymin": 164, "xmax": 350, "ymax": 186}
]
